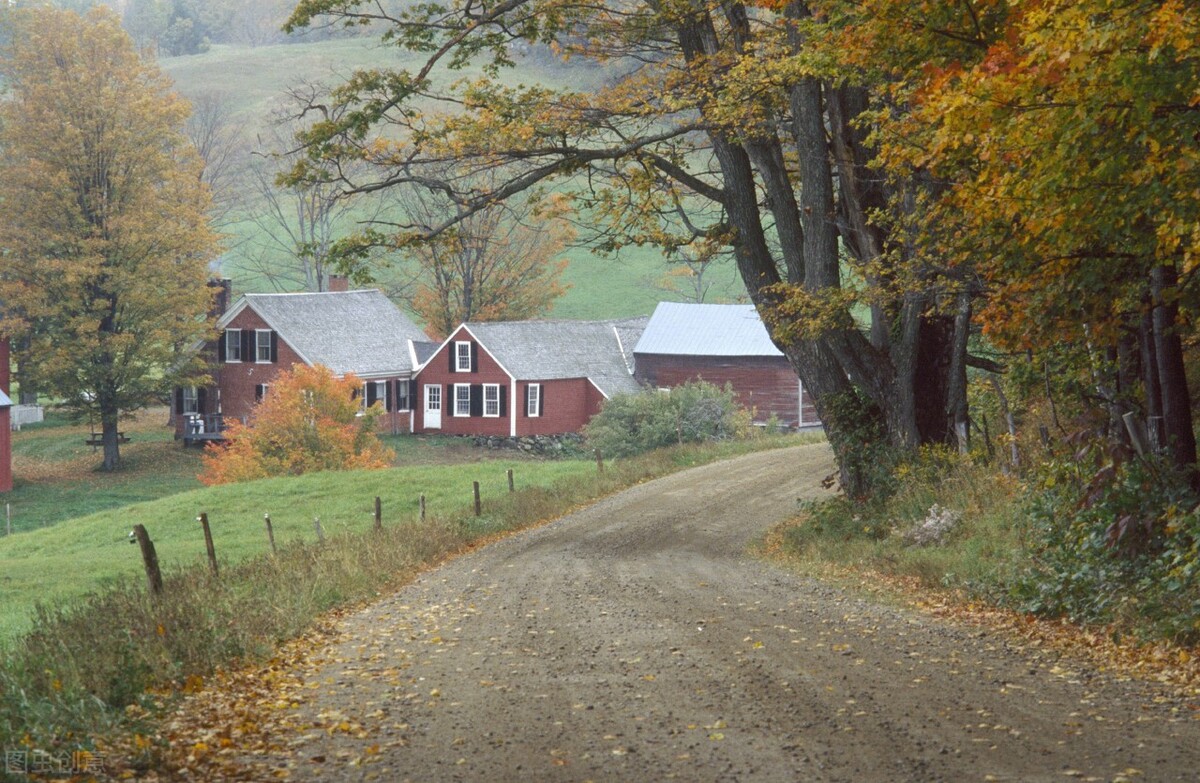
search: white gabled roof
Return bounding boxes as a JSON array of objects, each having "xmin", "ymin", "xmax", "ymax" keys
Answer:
[
  {"xmin": 220, "ymin": 290, "xmax": 430, "ymax": 377},
  {"xmin": 634, "ymin": 302, "xmax": 783, "ymax": 357}
]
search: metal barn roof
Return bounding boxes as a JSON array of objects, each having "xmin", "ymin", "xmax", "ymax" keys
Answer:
[{"xmin": 633, "ymin": 302, "xmax": 783, "ymax": 357}]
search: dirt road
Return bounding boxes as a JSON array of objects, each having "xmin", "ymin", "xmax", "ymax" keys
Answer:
[{"xmin": 177, "ymin": 444, "xmax": 1200, "ymax": 781}]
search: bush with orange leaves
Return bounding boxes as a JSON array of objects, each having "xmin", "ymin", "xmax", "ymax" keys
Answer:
[{"xmin": 199, "ymin": 364, "xmax": 395, "ymax": 485}]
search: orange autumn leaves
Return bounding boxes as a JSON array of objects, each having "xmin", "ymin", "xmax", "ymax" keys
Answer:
[
  {"xmin": 862, "ymin": 0, "xmax": 1200, "ymax": 350},
  {"xmin": 200, "ymin": 365, "xmax": 394, "ymax": 486}
]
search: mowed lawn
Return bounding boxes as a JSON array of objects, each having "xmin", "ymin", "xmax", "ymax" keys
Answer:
[{"xmin": 0, "ymin": 455, "xmax": 595, "ymax": 639}]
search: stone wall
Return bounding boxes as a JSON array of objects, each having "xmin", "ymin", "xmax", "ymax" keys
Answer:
[{"xmin": 471, "ymin": 432, "xmax": 586, "ymax": 456}]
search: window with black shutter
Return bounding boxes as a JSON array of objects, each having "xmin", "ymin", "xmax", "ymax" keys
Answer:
[
  {"xmin": 452, "ymin": 384, "xmax": 470, "ymax": 416},
  {"xmin": 255, "ymin": 330, "xmax": 273, "ymax": 363},
  {"xmin": 396, "ymin": 380, "xmax": 410, "ymax": 411},
  {"xmin": 222, "ymin": 329, "xmax": 242, "ymax": 363},
  {"xmin": 453, "ymin": 341, "xmax": 470, "ymax": 372},
  {"xmin": 483, "ymin": 384, "xmax": 500, "ymax": 417}
]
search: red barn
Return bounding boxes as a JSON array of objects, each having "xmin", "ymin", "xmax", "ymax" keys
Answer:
[
  {"xmin": 633, "ymin": 302, "xmax": 819, "ymax": 428},
  {"xmin": 412, "ymin": 319, "xmax": 646, "ymax": 436},
  {"xmin": 173, "ymin": 287, "xmax": 433, "ymax": 442}
]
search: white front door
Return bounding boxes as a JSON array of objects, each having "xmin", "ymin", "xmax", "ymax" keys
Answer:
[{"xmin": 424, "ymin": 384, "xmax": 442, "ymax": 429}]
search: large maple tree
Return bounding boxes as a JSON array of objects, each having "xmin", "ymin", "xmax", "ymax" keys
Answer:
[{"xmin": 0, "ymin": 7, "xmax": 218, "ymax": 471}]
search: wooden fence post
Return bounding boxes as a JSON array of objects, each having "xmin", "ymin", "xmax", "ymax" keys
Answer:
[
  {"xmin": 374, "ymin": 496, "xmax": 382, "ymax": 532},
  {"xmin": 132, "ymin": 524, "xmax": 163, "ymax": 596},
  {"xmin": 198, "ymin": 513, "xmax": 219, "ymax": 577},
  {"xmin": 313, "ymin": 516, "xmax": 325, "ymax": 543},
  {"xmin": 264, "ymin": 513, "xmax": 277, "ymax": 556},
  {"xmin": 507, "ymin": 468, "xmax": 514, "ymax": 492},
  {"xmin": 419, "ymin": 494, "xmax": 426, "ymax": 523},
  {"xmin": 473, "ymin": 481, "xmax": 482, "ymax": 517}
]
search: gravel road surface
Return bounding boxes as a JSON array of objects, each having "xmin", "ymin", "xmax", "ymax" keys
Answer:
[{"xmin": 186, "ymin": 444, "xmax": 1200, "ymax": 782}]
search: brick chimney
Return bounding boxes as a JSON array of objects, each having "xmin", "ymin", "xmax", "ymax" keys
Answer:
[
  {"xmin": 327, "ymin": 274, "xmax": 350, "ymax": 293},
  {"xmin": 208, "ymin": 277, "xmax": 233, "ymax": 319}
]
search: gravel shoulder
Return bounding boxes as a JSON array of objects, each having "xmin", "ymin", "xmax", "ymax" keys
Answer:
[{"xmin": 163, "ymin": 444, "xmax": 1200, "ymax": 782}]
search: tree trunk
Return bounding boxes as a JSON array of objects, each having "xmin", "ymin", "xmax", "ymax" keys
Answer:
[
  {"xmin": 1150, "ymin": 264, "xmax": 1197, "ymax": 484},
  {"xmin": 1115, "ymin": 328, "xmax": 1140, "ymax": 446},
  {"xmin": 946, "ymin": 290, "xmax": 972, "ymax": 453},
  {"xmin": 1139, "ymin": 307, "xmax": 1163, "ymax": 451},
  {"xmin": 101, "ymin": 407, "xmax": 121, "ymax": 471}
]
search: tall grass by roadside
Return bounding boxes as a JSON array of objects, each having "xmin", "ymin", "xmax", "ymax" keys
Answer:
[
  {"xmin": 778, "ymin": 447, "xmax": 1027, "ymax": 594},
  {"xmin": 778, "ymin": 440, "xmax": 1200, "ymax": 648},
  {"xmin": 0, "ymin": 433, "xmax": 814, "ymax": 760}
]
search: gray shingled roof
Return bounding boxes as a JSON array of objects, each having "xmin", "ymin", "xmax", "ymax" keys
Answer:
[
  {"xmin": 634, "ymin": 302, "xmax": 783, "ymax": 357},
  {"xmin": 225, "ymin": 290, "xmax": 430, "ymax": 378},
  {"xmin": 464, "ymin": 317, "xmax": 648, "ymax": 397},
  {"xmin": 412, "ymin": 341, "xmax": 440, "ymax": 367}
]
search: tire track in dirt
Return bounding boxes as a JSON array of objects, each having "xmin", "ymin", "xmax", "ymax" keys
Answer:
[{"xmin": 169, "ymin": 444, "xmax": 1200, "ymax": 781}]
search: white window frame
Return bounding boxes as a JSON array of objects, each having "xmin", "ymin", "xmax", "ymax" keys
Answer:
[
  {"xmin": 255, "ymin": 329, "xmax": 272, "ymax": 363},
  {"xmin": 396, "ymin": 380, "xmax": 411, "ymax": 412},
  {"xmin": 181, "ymin": 386, "xmax": 199, "ymax": 415},
  {"xmin": 455, "ymin": 341, "xmax": 472, "ymax": 372},
  {"xmin": 453, "ymin": 383, "xmax": 471, "ymax": 417},
  {"xmin": 527, "ymin": 383, "xmax": 541, "ymax": 418},
  {"xmin": 483, "ymin": 384, "xmax": 500, "ymax": 417},
  {"xmin": 224, "ymin": 328, "xmax": 242, "ymax": 362}
]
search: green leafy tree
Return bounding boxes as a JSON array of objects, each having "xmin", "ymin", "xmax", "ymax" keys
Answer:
[
  {"xmin": 585, "ymin": 381, "xmax": 751, "ymax": 458},
  {"xmin": 0, "ymin": 6, "xmax": 218, "ymax": 471}
]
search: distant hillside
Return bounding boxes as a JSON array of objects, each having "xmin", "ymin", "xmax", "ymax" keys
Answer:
[{"xmin": 159, "ymin": 39, "xmax": 747, "ymax": 320}]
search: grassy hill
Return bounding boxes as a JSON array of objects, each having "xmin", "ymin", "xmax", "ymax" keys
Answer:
[{"xmin": 159, "ymin": 40, "xmax": 748, "ymax": 319}]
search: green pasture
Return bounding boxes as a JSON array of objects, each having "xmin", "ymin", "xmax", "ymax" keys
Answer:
[{"xmin": 0, "ymin": 458, "xmax": 593, "ymax": 640}]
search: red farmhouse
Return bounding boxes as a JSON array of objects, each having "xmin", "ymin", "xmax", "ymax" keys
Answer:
[
  {"xmin": 633, "ymin": 302, "xmax": 819, "ymax": 428},
  {"xmin": 412, "ymin": 319, "xmax": 647, "ymax": 437},
  {"xmin": 173, "ymin": 286, "xmax": 433, "ymax": 441}
]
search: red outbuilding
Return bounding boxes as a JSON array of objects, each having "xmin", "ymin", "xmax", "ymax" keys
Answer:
[{"xmin": 633, "ymin": 302, "xmax": 819, "ymax": 428}]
